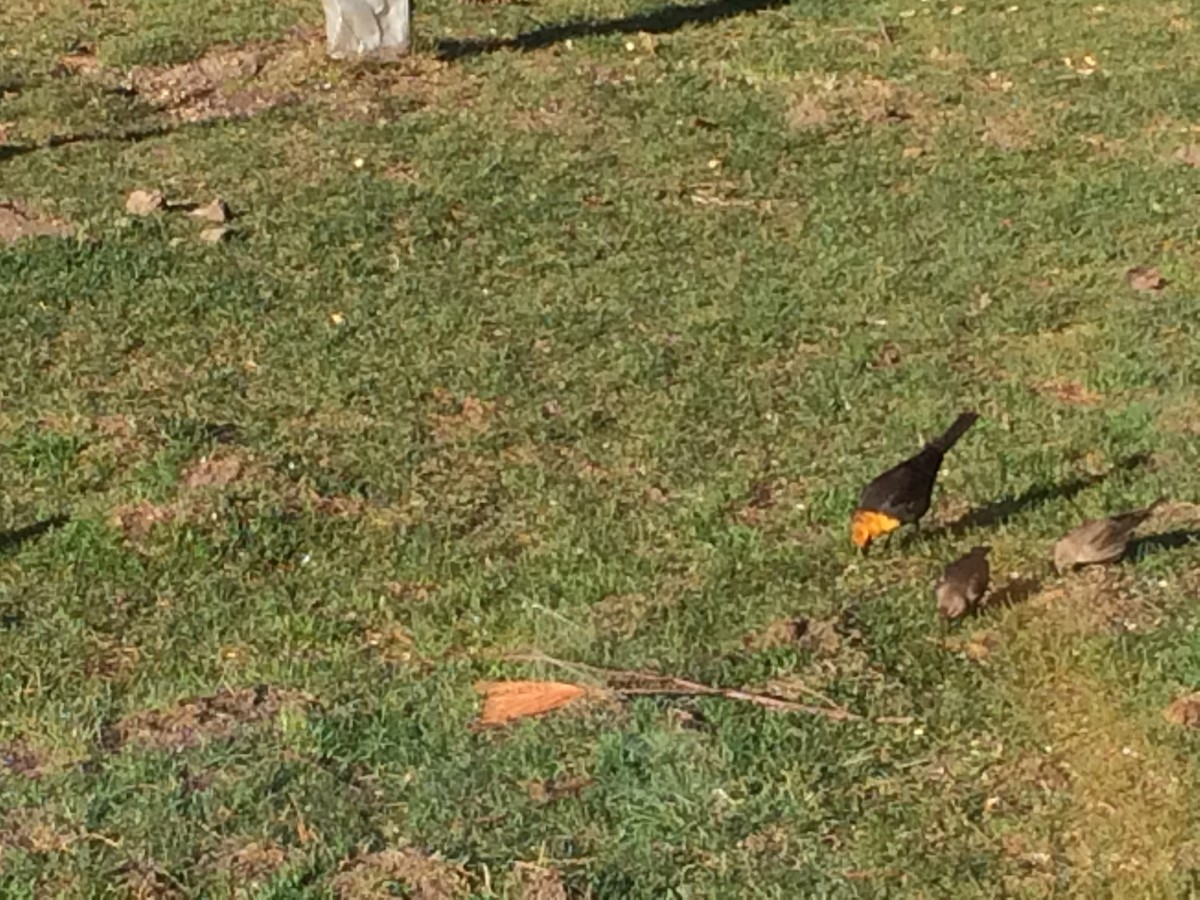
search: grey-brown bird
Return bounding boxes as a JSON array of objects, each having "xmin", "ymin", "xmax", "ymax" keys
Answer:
[
  {"xmin": 935, "ymin": 546, "xmax": 991, "ymax": 621},
  {"xmin": 1052, "ymin": 500, "xmax": 1166, "ymax": 573}
]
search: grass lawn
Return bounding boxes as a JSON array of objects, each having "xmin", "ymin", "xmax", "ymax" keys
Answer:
[{"xmin": 3, "ymin": 0, "xmax": 1200, "ymax": 895}]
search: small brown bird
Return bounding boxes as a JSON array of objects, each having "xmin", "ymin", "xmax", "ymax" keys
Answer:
[
  {"xmin": 936, "ymin": 546, "xmax": 991, "ymax": 620},
  {"xmin": 851, "ymin": 411, "xmax": 980, "ymax": 551},
  {"xmin": 1052, "ymin": 500, "xmax": 1166, "ymax": 573}
]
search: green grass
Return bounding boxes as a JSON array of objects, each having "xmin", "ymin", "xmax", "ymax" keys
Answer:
[{"xmin": 3, "ymin": 0, "xmax": 1200, "ymax": 895}]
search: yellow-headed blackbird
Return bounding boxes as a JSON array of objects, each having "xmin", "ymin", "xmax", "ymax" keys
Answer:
[
  {"xmin": 851, "ymin": 411, "xmax": 979, "ymax": 551},
  {"xmin": 935, "ymin": 546, "xmax": 990, "ymax": 620},
  {"xmin": 1053, "ymin": 500, "xmax": 1165, "ymax": 573}
]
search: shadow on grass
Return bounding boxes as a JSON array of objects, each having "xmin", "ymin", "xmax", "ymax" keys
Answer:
[
  {"xmin": 1129, "ymin": 529, "xmax": 1200, "ymax": 562},
  {"xmin": 982, "ymin": 576, "xmax": 1043, "ymax": 612},
  {"xmin": 0, "ymin": 514, "xmax": 70, "ymax": 553},
  {"xmin": 925, "ymin": 452, "xmax": 1154, "ymax": 541},
  {"xmin": 437, "ymin": 0, "xmax": 793, "ymax": 60},
  {"xmin": 1, "ymin": 124, "xmax": 172, "ymax": 163}
]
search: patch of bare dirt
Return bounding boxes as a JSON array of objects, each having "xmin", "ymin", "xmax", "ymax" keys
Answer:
[
  {"xmin": 360, "ymin": 624, "xmax": 415, "ymax": 664},
  {"xmin": 992, "ymin": 578, "xmax": 1192, "ymax": 890},
  {"xmin": 110, "ymin": 500, "xmax": 177, "ymax": 539},
  {"xmin": 182, "ymin": 454, "xmax": 244, "ymax": 489},
  {"xmin": 742, "ymin": 616, "xmax": 809, "ymax": 652},
  {"xmin": 511, "ymin": 862, "xmax": 567, "ymax": 900},
  {"xmin": 740, "ymin": 823, "xmax": 790, "ymax": 855},
  {"xmin": 0, "ymin": 201, "xmax": 73, "ymax": 245},
  {"xmin": 119, "ymin": 860, "xmax": 184, "ymax": 899},
  {"xmin": 942, "ymin": 628, "xmax": 1002, "ymax": 662},
  {"xmin": 130, "ymin": 45, "xmax": 300, "ymax": 124},
  {"xmin": 1025, "ymin": 574, "xmax": 1164, "ymax": 636},
  {"xmin": 981, "ymin": 108, "xmax": 1041, "ymax": 151},
  {"xmin": 1031, "ymin": 378, "xmax": 1102, "ymax": 406},
  {"xmin": 1157, "ymin": 399, "xmax": 1200, "ymax": 436},
  {"xmin": 590, "ymin": 592, "xmax": 674, "ymax": 639},
  {"xmin": 745, "ymin": 614, "xmax": 845, "ymax": 656},
  {"xmin": 107, "ymin": 686, "xmax": 313, "ymax": 751},
  {"xmin": 330, "ymin": 848, "xmax": 468, "ymax": 899},
  {"xmin": 726, "ymin": 477, "xmax": 808, "ymax": 528},
  {"xmin": 428, "ymin": 392, "xmax": 498, "ymax": 443},
  {"xmin": 0, "ymin": 810, "xmax": 75, "ymax": 854},
  {"xmin": 785, "ymin": 74, "xmax": 934, "ymax": 132},
  {"xmin": 212, "ymin": 839, "xmax": 290, "ymax": 887},
  {"xmin": 509, "ymin": 96, "xmax": 584, "ymax": 133},
  {"xmin": 0, "ymin": 739, "xmax": 51, "ymax": 779}
]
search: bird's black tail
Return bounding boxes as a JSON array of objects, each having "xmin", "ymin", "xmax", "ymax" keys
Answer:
[
  {"xmin": 926, "ymin": 411, "xmax": 979, "ymax": 455},
  {"xmin": 1120, "ymin": 497, "xmax": 1168, "ymax": 527}
]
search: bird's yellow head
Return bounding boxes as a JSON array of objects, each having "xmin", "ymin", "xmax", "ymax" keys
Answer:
[{"xmin": 851, "ymin": 509, "xmax": 902, "ymax": 550}]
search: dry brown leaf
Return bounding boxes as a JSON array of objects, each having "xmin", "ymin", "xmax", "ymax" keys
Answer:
[
  {"xmin": 1174, "ymin": 144, "xmax": 1200, "ymax": 168},
  {"xmin": 198, "ymin": 226, "xmax": 231, "ymax": 244},
  {"xmin": 1033, "ymin": 379, "xmax": 1102, "ymax": 406},
  {"xmin": 126, "ymin": 189, "xmax": 165, "ymax": 216},
  {"xmin": 1126, "ymin": 266, "xmax": 1167, "ymax": 292},
  {"xmin": 385, "ymin": 581, "xmax": 436, "ymax": 602},
  {"xmin": 1164, "ymin": 692, "xmax": 1200, "ymax": 728},
  {"xmin": 190, "ymin": 198, "xmax": 232, "ymax": 224},
  {"xmin": 57, "ymin": 52, "xmax": 101, "ymax": 74},
  {"xmin": 474, "ymin": 680, "xmax": 588, "ymax": 727},
  {"xmin": 524, "ymin": 774, "xmax": 594, "ymax": 803}
]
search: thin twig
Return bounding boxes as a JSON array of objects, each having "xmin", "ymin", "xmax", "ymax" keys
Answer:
[
  {"xmin": 877, "ymin": 17, "xmax": 894, "ymax": 46},
  {"xmin": 505, "ymin": 651, "xmax": 905, "ymax": 724}
]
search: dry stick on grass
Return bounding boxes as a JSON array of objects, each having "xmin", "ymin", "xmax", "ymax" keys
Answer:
[{"xmin": 506, "ymin": 651, "xmax": 913, "ymax": 725}]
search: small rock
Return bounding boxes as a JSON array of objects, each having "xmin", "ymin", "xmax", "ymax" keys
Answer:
[
  {"xmin": 198, "ymin": 226, "xmax": 231, "ymax": 244},
  {"xmin": 189, "ymin": 198, "xmax": 231, "ymax": 224},
  {"xmin": 125, "ymin": 189, "xmax": 165, "ymax": 216}
]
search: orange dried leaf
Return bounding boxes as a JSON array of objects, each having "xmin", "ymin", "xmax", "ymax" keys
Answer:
[
  {"xmin": 475, "ymin": 680, "xmax": 588, "ymax": 726},
  {"xmin": 1164, "ymin": 692, "xmax": 1200, "ymax": 728},
  {"xmin": 1125, "ymin": 266, "xmax": 1167, "ymax": 292}
]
